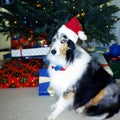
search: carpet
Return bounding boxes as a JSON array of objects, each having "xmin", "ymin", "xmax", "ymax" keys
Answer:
[{"xmin": 0, "ymin": 87, "xmax": 120, "ymax": 120}]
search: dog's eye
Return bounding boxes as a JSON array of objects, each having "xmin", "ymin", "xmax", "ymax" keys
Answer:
[
  {"xmin": 61, "ymin": 40, "xmax": 67, "ymax": 44},
  {"xmin": 63, "ymin": 35, "xmax": 67, "ymax": 39},
  {"xmin": 52, "ymin": 38, "xmax": 56, "ymax": 42}
]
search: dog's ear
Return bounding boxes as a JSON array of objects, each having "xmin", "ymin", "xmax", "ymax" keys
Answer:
[
  {"xmin": 67, "ymin": 40, "xmax": 75, "ymax": 50},
  {"xmin": 66, "ymin": 40, "xmax": 75, "ymax": 63}
]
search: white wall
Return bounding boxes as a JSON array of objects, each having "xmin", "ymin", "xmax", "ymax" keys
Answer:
[
  {"xmin": 0, "ymin": 33, "xmax": 11, "ymax": 49},
  {"xmin": 0, "ymin": 8, "xmax": 11, "ymax": 49}
]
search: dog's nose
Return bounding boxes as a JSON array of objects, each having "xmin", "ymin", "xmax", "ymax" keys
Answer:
[{"xmin": 51, "ymin": 49, "xmax": 56, "ymax": 55}]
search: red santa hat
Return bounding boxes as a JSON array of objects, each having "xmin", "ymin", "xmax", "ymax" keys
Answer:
[{"xmin": 57, "ymin": 16, "xmax": 87, "ymax": 43}]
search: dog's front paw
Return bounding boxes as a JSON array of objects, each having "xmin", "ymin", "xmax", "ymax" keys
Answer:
[{"xmin": 48, "ymin": 113, "xmax": 57, "ymax": 120}]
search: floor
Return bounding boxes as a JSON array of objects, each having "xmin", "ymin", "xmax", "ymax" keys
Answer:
[{"xmin": 0, "ymin": 87, "xmax": 120, "ymax": 120}]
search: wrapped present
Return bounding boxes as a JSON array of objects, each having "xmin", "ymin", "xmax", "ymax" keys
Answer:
[
  {"xmin": 0, "ymin": 59, "xmax": 43, "ymax": 88},
  {"xmin": 11, "ymin": 31, "xmax": 48, "ymax": 49},
  {"xmin": 11, "ymin": 47, "xmax": 50, "ymax": 57},
  {"xmin": 11, "ymin": 31, "xmax": 50, "ymax": 57},
  {"xmin": 39, "ymin": 68, "xmax": 54, "ymax": 96},
  {"xmin": 91, "ymin": 52, "xmax": 113, "ymax": 76}
]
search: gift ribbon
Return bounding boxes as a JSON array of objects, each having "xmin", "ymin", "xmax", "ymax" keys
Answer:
[{"xmin": 20, "ymin": 47, "xmax": 22, "ymax": 57}]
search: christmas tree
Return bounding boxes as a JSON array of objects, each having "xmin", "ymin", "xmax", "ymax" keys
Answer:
[{"xmin": 0, "ymin": 0, "xmax": 120, "ymax": 46}]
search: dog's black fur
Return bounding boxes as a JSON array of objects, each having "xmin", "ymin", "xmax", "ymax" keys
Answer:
[
  {"xmin": 66, "ymin": 41, "xmax": 120, "ymax": 119},
  {"xmin": 74, "ymin": 59, "xmax": 115, "ymax": 108},
  {"xmin": 66, "ymin": 40, "xmax": 76, "ymax": 63}
]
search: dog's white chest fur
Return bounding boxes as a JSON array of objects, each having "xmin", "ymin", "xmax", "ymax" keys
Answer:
[{"xmin": 48, "ymin": 53, "xmax": 91, "ymax": 96}]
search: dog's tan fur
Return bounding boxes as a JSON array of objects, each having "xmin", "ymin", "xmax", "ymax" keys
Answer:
[
  {"xmin": 85, "ymin": 89, "xmax": 106, "ymax": 109},
  {"xmin": 60, "ymin": 42, "xmax": 68, "ymax": 55}
]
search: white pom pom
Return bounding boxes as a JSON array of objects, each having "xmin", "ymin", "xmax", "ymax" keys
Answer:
[{"xmin": 78, "ymin": 31, "xmax": 87, "ymax": 41}]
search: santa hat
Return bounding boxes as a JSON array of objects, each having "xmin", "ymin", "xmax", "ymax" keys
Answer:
[{"xmin": 57, "ymin": 16, "xmax": 87, "ymax": 43}]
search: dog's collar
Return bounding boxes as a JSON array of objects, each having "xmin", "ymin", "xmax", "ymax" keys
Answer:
[{"xmin": 51, "ymin": 65, "xmax": 67, "ymax": 71}]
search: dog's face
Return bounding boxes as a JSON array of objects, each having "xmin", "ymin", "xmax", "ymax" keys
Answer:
[
  {"xmin": 47, "ymin": 33, "xmax": 76, "ymax": 64},
  {"xmin": 50, "ymin": 33, "xmax": 69, "ymax": 56}
]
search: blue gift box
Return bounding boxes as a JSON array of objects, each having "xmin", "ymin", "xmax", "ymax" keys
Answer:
[{"xmin": 39, "ymin": 68, "xmax": 54, "ymax": 96}]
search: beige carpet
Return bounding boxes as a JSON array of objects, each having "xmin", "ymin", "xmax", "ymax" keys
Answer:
[{"xmin": 0, "ymin": 87, "xmax": 120, "ymax": 120}]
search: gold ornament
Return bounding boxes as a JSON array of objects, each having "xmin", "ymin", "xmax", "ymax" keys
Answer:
[
  {"xmin": 81, "ymin": 11, "xmax": 85, "ymax": 17},
  {"xmin": 35, "ymin": 1, "xmax": 42, "ymax": 8}
]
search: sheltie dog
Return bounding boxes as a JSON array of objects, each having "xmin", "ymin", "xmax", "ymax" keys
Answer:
[{"xmin": 47, "ymin": 33, "xmax": 120, "ymax": 120}]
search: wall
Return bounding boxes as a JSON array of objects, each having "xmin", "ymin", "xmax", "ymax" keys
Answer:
[
  {"xmin": 0, "ymin": 33, "xmax": 11, "ymax": 49},
  {"xmin": 0, "ymin": 8, "xmax": 11, "ymax": 49}
]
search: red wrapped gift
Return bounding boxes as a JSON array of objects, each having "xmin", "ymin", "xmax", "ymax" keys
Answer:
[
  {"xmin": 0, "ymin": 59, "xmax": 43, "ymax": 88},
  {"xmin": 11, "ymin": 32, "xmax": 48, "ymax": 49}
]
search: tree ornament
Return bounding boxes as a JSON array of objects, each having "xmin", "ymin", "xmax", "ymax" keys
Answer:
[
  {"xmin": 22, "ymin": 17, "xmax": 28, "ymax": 25},
  {"xmin": 25, "ymin": 9, "xmax": 29, "ymax": 13},
  {"xmin": 114, "ymin": 18, "xmax": 118, "ymax": 21},
  {"xmin": 80, "ymin": 9, "xmax": 86, "ymax": 17},
  {"xmin": 43, "ymin": 7, "xmax": 46, "ymax": 10},
  {"xmin": 12, "ymin": 33, "xmax": 20, "ymax": 40},
  {"xmin": 76, "ymin": 14, "xmax": 80, "ymax": 17},
  {"xmin": 81, "ymin": 11, "xmax": 85, "ymax": 17},
  {"xmin": 109, "ymin": 44, "xmax": 120, "ymax": 57},
  {"xmin": 35, "ymin": 21, "xmax": 38, "ymax": 24},
  {"xmin": 106, "ymin": 25, "xmax": 109, "ymax": 28},
  {"xmin": 13, "ymin": 35, "xmax": 19, "ymax": 40},
  {"xmin": 35, "ymin": 1, "xmax": 42, "ymax": 8},
  {"xmin": 72, "ymin": 6, "xmax": 76, "ymax": 10},
  {"xmin": 14, "ymin": 20, "xmax": 17, "ymax": 24}
]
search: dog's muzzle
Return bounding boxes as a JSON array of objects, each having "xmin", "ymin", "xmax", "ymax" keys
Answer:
[{"xmin": 51, "ymin": 49, "xmax": 56, "ymax": 55}]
